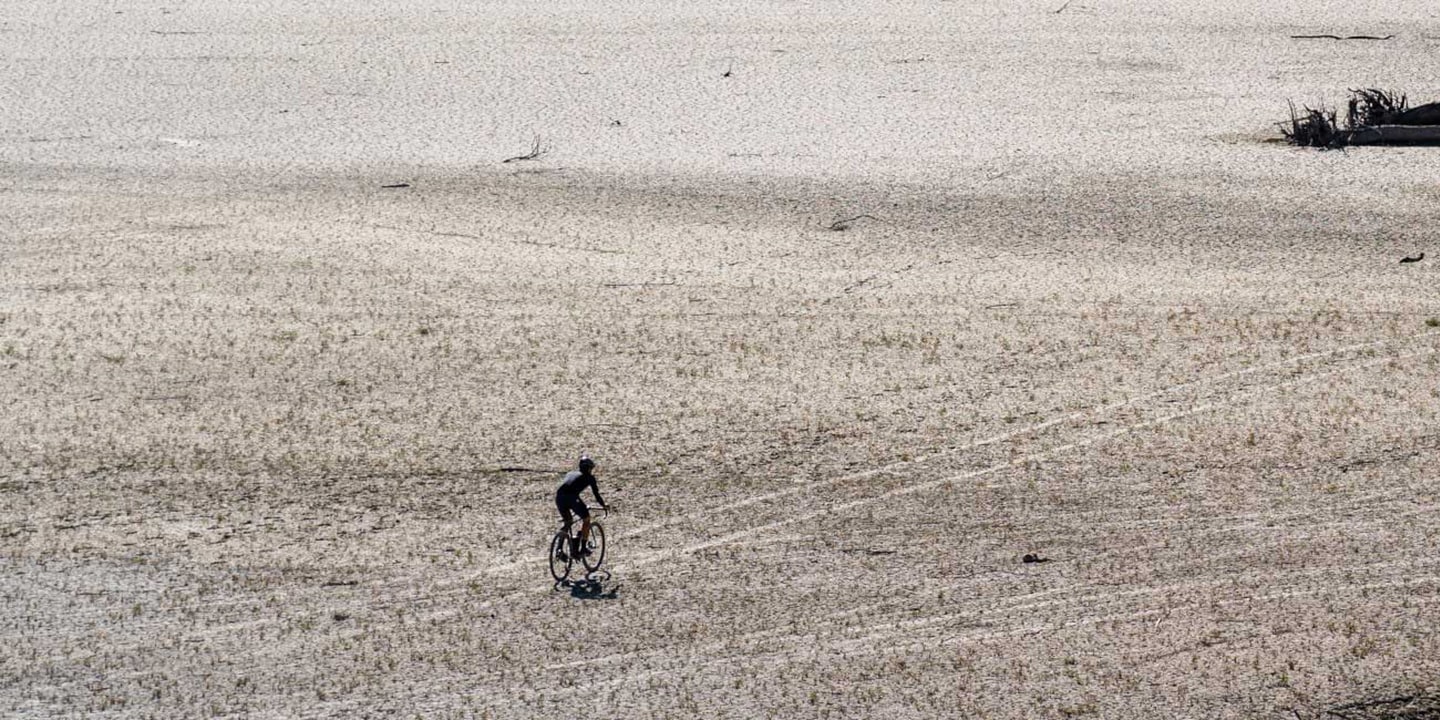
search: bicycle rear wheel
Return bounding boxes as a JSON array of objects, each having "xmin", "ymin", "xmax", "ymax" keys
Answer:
[
  {"xmin": 581, "ymin": 522, "xmax": 606, "ymax": 573},
  {"xmin": 548, "ymin": 530, "xmax": 572, "ymax": 582}
]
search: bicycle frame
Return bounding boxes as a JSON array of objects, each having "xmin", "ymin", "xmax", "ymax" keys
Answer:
[{"xmin": 550, "ymin": 508, "xmax": 608, "ymax": 583}]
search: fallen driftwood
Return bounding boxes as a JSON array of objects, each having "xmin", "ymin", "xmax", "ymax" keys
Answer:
[
  {"xmin": 1348, "ymin": 91, "xmax": 1440, "ymax": 127},
  {"xmin": 1282, "ymin": 89, "xmax": 1440, "ymax": 147},
  {"xmin": 1400, "ymin": 253, "xmax": 1425, "ymax": 263},
  {"xmin": 1338, "ymin": 125, "xmax": 1440, "ymax": 146},
  {"xmin": 1389, "ymin": 102, "xmax": 1440, "ymax": 125}
]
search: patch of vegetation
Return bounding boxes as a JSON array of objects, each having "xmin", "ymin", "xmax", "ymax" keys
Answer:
[{"xmin": 1280, "ymin": 101, "xmax": 1341, "ymax": 148}]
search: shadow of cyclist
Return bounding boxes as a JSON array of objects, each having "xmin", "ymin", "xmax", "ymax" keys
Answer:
[{"xmin": 558, "ymin": 573, "xmax": 619, "ymax": 601}]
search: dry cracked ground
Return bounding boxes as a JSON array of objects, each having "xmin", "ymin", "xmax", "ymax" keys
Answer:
[{"xmin": 4, "ymin": 161, "xmax": 1440, "ymax": 718}]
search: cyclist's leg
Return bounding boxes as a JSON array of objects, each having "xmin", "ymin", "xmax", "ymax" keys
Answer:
[
  {"xmin": 556, "ymin": 491, "xmax": 575, "ymax": 555},
  {"xmin": 574, "ymin": 500, "xmax": 592, "ymax": 552}
]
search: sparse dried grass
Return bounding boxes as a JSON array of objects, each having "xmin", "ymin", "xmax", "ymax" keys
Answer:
[{"xmin": 3, "ymin": 167, "xmax": 1440, "ymax": 719}]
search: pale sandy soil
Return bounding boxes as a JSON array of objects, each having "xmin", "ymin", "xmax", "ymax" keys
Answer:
[{"xmin": 4, "ymin": 1, "xmax": 1440, "ymax": 718}]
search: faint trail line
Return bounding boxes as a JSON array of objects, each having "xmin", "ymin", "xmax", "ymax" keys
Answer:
[
  {"xmin": 546, "ymin": 570, "xmax": 1440, "ymax": 699},
  {"xmin": 615, "ymin": 346, "xmax": 1439, "ymax": 572},
  {"xmin": 828, "ymin": 572, "xmax": 1440, "ymax": 657},
  {"xmin": 535, "ymin": 556, "xmax": 1439, "ymax": 681},
  {"xmin": 464, "ymin": 331, "xmax": 1440, "ymax": 583},
  {"xmin": 465, "ymin": 332, "xmax": 1438, "ymax": 582},
  {"xmin": 399, "ymin": 539, "xmax": 1440, "ymax": 707},
  {"xmin": 559, "ymin": 505, "xmax": 1438, "ymax": 662},
  {"xmin": 832, "ymin": 559, "xmax": 1440, "ymax": 652},
  {"xmin": 385, "ymin": 332, "xmax": 1440, "ymax": 626},
  {"xmin": 615, "ymin": 330, "xmax": 1440, "ymax": 545}
]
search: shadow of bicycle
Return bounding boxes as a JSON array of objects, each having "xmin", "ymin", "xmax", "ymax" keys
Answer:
[{"xmin": 555, "ymin": 570, "xmax": 619, "ymax": 600}]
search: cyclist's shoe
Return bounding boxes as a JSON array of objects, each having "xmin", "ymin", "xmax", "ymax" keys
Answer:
[{"xmin": 577, "ymin": 546, "xmax": 592, "ymax": 558}]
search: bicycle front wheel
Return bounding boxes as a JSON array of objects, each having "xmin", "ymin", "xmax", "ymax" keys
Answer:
[
  {"xmin": 548, "ymin": 531, "xmax": 572, "ymax": 582},
  {"xmin": 581, "ymin": 522, "xmax": 606, "ymax": 573}
]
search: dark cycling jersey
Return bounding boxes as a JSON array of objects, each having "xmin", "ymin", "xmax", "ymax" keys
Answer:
[{"xmin": 557, "ymin": 470, "xmax": 605, "ymax": 506}]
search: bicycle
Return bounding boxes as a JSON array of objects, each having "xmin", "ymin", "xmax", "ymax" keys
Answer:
[{"xmin": 548, "ymin": 507, "xmax": 607, "ymax": 583}]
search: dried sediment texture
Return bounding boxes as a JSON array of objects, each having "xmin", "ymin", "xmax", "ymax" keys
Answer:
[{"xmin": 4, "ymin": 0, "xmax": 1440, "ymax": 718}]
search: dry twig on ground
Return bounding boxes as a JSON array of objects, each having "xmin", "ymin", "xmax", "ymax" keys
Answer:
[
  {"xmin": 502, "ymin": 135, "xmax": 547, "ymax": 163},
  {"xmin": 828, "ymin": 213, "xmax": 878, "ymax": 231},
  {"xmin": 1290, "ymin": 33, "xmax": 1394, "ymax": 40}
]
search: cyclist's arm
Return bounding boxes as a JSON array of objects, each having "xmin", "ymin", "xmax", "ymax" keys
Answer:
[{"xmin": 590, "ymin": 480, "xmax": 608, "ymax": 509}]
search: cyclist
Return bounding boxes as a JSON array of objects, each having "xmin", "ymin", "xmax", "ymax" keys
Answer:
[{"xmin": 556, "ymin": 454, "xmax": 607, "ymax": 558}]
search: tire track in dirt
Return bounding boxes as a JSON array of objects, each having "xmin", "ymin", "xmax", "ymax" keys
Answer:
[
  {"xmin": 537, "ymin": 527, "xmax": 1440, "ymax": 678},
  {"xmin": 406, "ymin": 339, "xmax": 1440, "ymax": 707},
  {"xmin": 529, "ymin": 563, "xmax": 1440, "ymax": 701},
  {"xmin": 615, "ymin": 331, "xmax": 1440, "ymax": 544},
  {"xmin": 614, "ymin": 344, "xmax": 1440, "ymax": 573},
  {"xmin": 823, "ymin": 570, "xmax": 1440, "ymax": 660},
  {"xmin": 467, "ymin": 329, "xmax": 1440, "ymax": 584},
  {"xmin": 404, "ymin": 564, "xmax": 1426, "ymax": 714},
  {"xmin": 519, "ymin": 588, "xmax": 1440, "ymax": 713},
  {"xmin": 373, "ymin": 334, "xmax": 1440, "ymax": 638}
]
